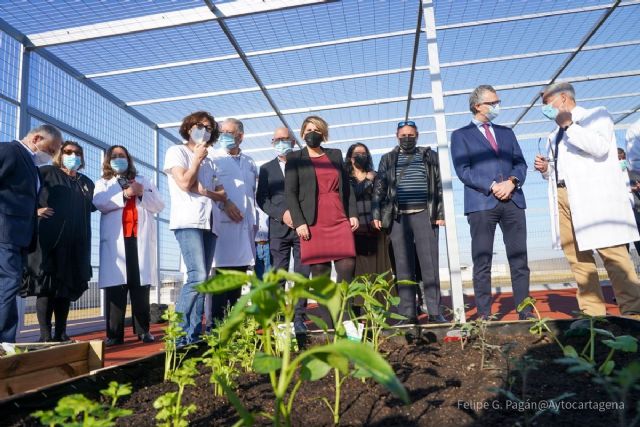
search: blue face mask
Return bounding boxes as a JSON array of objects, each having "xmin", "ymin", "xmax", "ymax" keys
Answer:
[
  {"xmin": 486, "ymin": 104, "xmax": 500, "ymax": 121},
  {"xmin": 62, "ymin": 154, "xmax": 82, "ymax": 171},
  {"xmin": 274, "ymin": 140, "xmax": 293, "ymax": 156},
  {"xmin": 110, "ymin": 158, "xmax": 128, "ymax": 174},
  {"xmin": 621, "ymin": 160, "xmax": 628, "ymax": 171},
  {"xmin": 219, "ymin": 133, "xmax": 236, "ymax": 151},
  {"xmin": 541, "ymin": 103, "xmax": 559, "ymax": 121}
]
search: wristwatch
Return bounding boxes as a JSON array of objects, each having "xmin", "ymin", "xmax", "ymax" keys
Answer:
[{"xmin": 508, "ymin": 176, "xmax": 521, "ymax": 189}]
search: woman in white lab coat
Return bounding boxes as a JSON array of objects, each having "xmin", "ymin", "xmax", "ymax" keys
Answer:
[{"xmin": 94, "ymin": 145, "xmax": 164, "ymax": 346}]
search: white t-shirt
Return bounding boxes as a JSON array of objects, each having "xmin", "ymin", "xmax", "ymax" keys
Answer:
[{"xmin": 163, "ymin": 144, "xmax": 216, "ymax": 230}]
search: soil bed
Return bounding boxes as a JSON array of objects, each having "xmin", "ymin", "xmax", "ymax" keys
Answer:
[{"xmin": 4, "ymin": 318, "xmax": 640, "ymax": 427}]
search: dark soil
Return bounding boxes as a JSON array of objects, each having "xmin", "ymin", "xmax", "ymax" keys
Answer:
[{"xmin": 5, "ymin": 321, "xmax": 640, "ymax": 427}]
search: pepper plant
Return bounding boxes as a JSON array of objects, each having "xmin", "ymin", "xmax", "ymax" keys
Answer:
[
  {"xmin": 32, "ymin": 381, "xmax": 132, "ymax": 427},
  {"xmin": 196, "ymin": 269, "xmax": 409, "ymax": 427}
]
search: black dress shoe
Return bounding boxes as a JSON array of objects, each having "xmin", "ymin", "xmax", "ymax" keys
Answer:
[
  {"xmin": 105, "ymin": 338, "xmax": 124, "ymax": 347},
  {"xmin": 518, "ymin": 312, "xmax": 536, "ymax": 321},
  {"xmin": 54, "ymin": 333, "xmax": 71, "ymax": 342},
  {"xmin": 138, "ymin": 332, "xmax": 155, "ymax": 343},
  {"xmin": 428, "ymin": 314, "xmax": 448, "ymax": 324}
]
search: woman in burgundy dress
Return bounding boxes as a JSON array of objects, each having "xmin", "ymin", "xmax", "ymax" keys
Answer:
[{"xmin": 284, "ymin": 115, "xmax": 358, "ymax": 283}]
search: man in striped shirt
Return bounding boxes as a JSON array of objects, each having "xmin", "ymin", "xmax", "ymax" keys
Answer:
[{"xmin": 373, "ymin": 121, "xmax": 446, "ymax": 325}]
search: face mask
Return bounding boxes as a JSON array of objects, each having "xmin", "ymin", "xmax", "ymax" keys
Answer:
[
  {"xmin": 219, "ymin": 133, "xmax": 237, "ymax": 151},
  {"xmin": 620, "ymin": 160, "xmax": 628, "ymax": 171},
  {"xmin": 190, "ymin": 127, "xmax": 211, "ymax": 145},
  {"xmin": 274, "ymin": 140, "xmax": 293, "ymax": 156},
  {"xmin": 541, "ymin": 103, "xmax": 559, "ymax": 121},
  {"xmin": 304, "ymin": 131, "xmax": 323, "ymax": 148},
  {"xmin": 34, "ymin": 150, "xmax": 53, "ymax": 166},
  {"xmin": 110, "ymin": 158, "xmax": 128, "ymax": 174},
  {"xmin": 62, "ymin": 154, "xmax": 82, "ymax": 171},
  {"xmin": 353, "ymin": 154, "xmax": 369, "ymax": 169},
  {"xmin": 486, "ymin": 104, "xmax": 500, "ymax": 121},
  {"xmin": 399, "ymin": 136, "xmax": 417, "ymax": 152}
]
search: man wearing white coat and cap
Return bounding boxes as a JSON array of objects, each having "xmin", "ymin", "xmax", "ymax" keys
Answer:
[
  {"xmin": 534, "ymin": 82, "xmax": 640, "ymax": 318},
  {"xmin": 206, "ymin": 118, "xmax": 258, "ymax": 326}
]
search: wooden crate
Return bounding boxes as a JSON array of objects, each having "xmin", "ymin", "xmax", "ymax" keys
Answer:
[{"xmin": 0, "ymin": 341, "xmax": 103, "ymax": 399}]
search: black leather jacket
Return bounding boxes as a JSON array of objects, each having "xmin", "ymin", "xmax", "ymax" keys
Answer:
[{"xmin": 372, "ymin": 146, "xmax": 444, "ymax": 229}]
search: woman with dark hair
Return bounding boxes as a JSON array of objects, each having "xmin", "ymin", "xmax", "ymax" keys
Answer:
[
  {"xmin": 285, "ymin": 115, "xmax": 358, "ymax": 284},
  {"xmin": 163, "ymin": 111, "xmax": 228, "ymax": 344},
  {"xmin": 94, "ymin": 145, "xmax": 164, "ymax": 346},
  {"xmin": 345, "ymin": 143, "xmax": 392, "ymax": 280},
  {"xmin": 22, "ymin": 141, "xmax": 94, "ymax": 342}
]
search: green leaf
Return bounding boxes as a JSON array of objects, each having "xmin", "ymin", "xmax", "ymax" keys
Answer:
[
  {"xmin": 300, "ymin": 357, "xmax": 332, "ymax": 381},
  {"xmin": 517, "ymin": 296, "xmax": 536, "ymax": 313},
  {"xmin": 562, "ymin": 345, "xmax": 578, "ymax": 358},
  {"xmin": 601, "ymin": 360, "xmax": 615, "ymax": 376},
  {"xmin": 252, "ymin": 352, "xmax": 282, "ymax": 374},
  {"xmin": 602, "ymin": 335, "xmax": 638, "ymax": 352},
  {"xmin": 295, "ymin": 341, "xmax": 409, "ymax": 404},
  {"xmin": 196, "ymin": 270, "xmax": 250, "ymax": 294},
  {"xmin": 306, "ymin": 314, "xmax": 329, "ymax": 332},
  {"xmin": 395, "ymin": 280, "xmax": 416, "ymax": 286},
  {"xmin": 388, "ymin": 296, "xmax": 401, "ymax": 307},
  {"xmin": 212, "ymin": 374, "xmax": 254, "ymax": 426},
  {"xmin": 592, "ymin": 328, "xmax": 615, "ymax": 338}
]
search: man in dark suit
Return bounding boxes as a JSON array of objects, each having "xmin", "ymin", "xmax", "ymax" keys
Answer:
[
  {"xmin": 256, "ymin": 127, "xmax": 311, "ymax": 332},
  {"xmin": 0, "ymin": 124, "xmax": 62, "ymax": 342},
  {"xmin": 450, "ymin": 85, "xmax": 532, "ymax": 320}
]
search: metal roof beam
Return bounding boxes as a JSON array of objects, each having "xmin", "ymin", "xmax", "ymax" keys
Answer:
[
  {"xmin": 404, "ymin": 2, "xmax": 424, "ymax": 121},
  {"xmin": 0, "ymin": 17, "xmax": 181, "ymax": 144},
  {"xmin": 204, "ymin": 0, "xmax": 300, "ymax": 146},
  {"xmin": 126, "ymin": 38, "xmax": 640, "ymax": 106},
  {"xmin": 512, "ymin": 0, "xmax": 622, "ymax": 127},
  {"xmin": 155, "ymin": 69, "xmax": 640, "ymax": 128},
  {"xmin": 27, "ymin": 0, "xmax": 332, "ymax": 48}
]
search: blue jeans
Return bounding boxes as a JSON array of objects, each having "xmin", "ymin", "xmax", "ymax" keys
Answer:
[
  {"xmin": 174, "ymin": 229, "xmax": 216, "ymax": 344},
  {"xmin": 254, "ymin": 242, "xmax": 271, "ymax": 280},
  {"xmin": 0, "ymin": 243, "xmax": 24, "ymax": 343}
]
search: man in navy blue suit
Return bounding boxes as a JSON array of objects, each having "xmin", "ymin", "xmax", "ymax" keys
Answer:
[
  {"xmin": 0, "ymin": 124, "xmax": 62, "ymax": 342},
  {"xmin": 450, "ymin": 85, "xmax": 532, "ymax": 320}
]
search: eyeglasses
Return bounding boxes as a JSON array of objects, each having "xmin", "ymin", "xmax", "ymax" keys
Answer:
[
  {"xmin": 195, "ymin": 122, "xmax": 214, "ymax": 133},
  {"xmin": 397, "ymin": 120, "xmax": 417, "ymax": 129},
  {"xmin": 480, "ymin": 100, "xmax": 501, "ymax": 107}
]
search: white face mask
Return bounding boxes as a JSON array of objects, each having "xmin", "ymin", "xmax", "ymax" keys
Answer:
[
  {"xmin": 34, "ymin": 150, "xmax": 53, "ymax": 166},
  {"xmin": 190, "ymin": 127, "xmax": 211, "ymax": 145}
]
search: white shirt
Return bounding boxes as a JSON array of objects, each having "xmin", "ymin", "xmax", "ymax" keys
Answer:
[
  {"xmin": 471, "ymin": 118, "xmax": 496, "ymax": 142},
  {"xmin": 209, "ymin": 149, "xmax": 259, "ymax": 267},
  {"xmin": 626, "ymin": 119, "xmax": 640, "ymax": 172},
  {"xmin": 163, "ymin": 144, "xmax": 217, "ymax": 230},
  {"xmin": 278, "ymin": 156, "xmax": 286, "ymax": 175},
  {"xmin": 18, "ymin": 140, "xmax": 40, "ymax": 191}
]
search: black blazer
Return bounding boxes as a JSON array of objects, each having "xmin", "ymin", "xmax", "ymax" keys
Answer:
[
  {"xmin": 0, "ymin": 140, "xmax": 40, "ymax": 248},
  {"xmin": 285, "ymin": 147, "xmax": 357, "ymax": 228},
  {"xmin": 256, "ymin": 157, "xmax": 294, "ymax": 239}
]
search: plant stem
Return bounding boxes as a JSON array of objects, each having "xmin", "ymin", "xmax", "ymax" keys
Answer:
[{"xmin": 333, "ymin": 368, "xmax": 341, "ymax": 425}]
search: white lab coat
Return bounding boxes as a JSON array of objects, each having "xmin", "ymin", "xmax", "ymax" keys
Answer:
[
  {"xmin": 541, "ymin": 105, "xmax": 639, "ymax": 251},
  {"xmin": 210, "ymin": 151, "xmax": 258, "ymax": 267},
  {"xmin": 93, "ymin": 175, "xmax": 165, "ymax": 288}
]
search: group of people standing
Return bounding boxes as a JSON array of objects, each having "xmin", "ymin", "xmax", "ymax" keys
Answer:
[
  {"xmin": 0, "ymin": 126, "xmax": 163, "ymax": 344},
  {"xmin": 2, "ymin": 80, "xmax": 640, "ymax": 346}
]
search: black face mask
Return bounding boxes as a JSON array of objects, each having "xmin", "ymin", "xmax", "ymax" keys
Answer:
[
  {"xmin": 399, "ymin": 136, "xmax": 417, "ymax": 152},
  {"xmin": 304, "ymin": 131, "xmax": 323, "ymax": 148},
  {"xmin": 353, "ymin": 154, "xmax": 369, "ymax": 169}
]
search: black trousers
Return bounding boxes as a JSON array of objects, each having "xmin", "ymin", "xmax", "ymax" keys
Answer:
[
  {"xmin": 36, "ymin": 296, "xmax": 70, "ymax": 339},
  {"xmin": 468, "ymin": 201, "xmax": 530, "ymax": 318},
  {"xmin": 389, "ymin": 209, "xmax": 440, "ymax": 320},
  {"xmin": 206, "ymin": 266, "xmax": 246, "ymax": 328},
  {"xmin": 270, "ymin": 232, "xmax": 311, "ymax": 320},
  {"xmin": 105, "ymin": 236, "xmax": 150, "ymax": 339}
]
